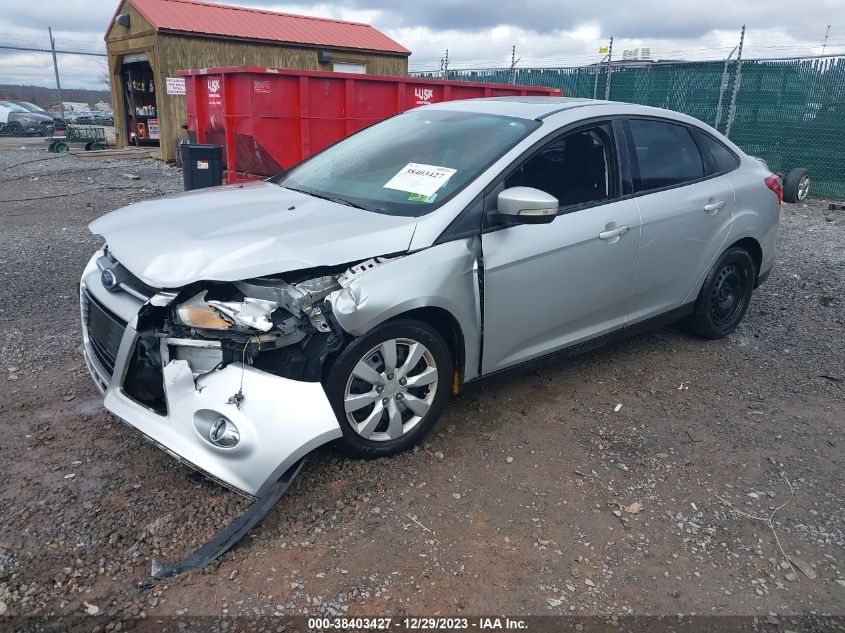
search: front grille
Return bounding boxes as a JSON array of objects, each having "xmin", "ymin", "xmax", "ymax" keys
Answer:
[
  {"xmin": 82, "ymin": 289, "xmax": 127, "ymax": 378},
  {"xmin": 98, "ymin": 250, "xmax": 159, "ymax": 301},
  {"xmin": 120, "ymin": 270, "xmax": 158, "ymax": 301},
  {"xmin": 123, "ymin": 332, "xmax": 168, "ymax": 416}
]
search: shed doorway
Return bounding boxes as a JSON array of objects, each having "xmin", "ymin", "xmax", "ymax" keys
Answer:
[{"xmin": 120, "ymin": 53, "xmax": 159, "ymax": 146}]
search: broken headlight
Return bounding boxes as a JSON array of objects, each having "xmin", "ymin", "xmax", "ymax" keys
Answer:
[{"xmin": 176, "ymin": 290, "xmax": 278, "ymax": 332}]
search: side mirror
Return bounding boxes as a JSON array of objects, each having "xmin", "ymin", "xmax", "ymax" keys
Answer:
[{"xmin": 494, "ymin": 187, "xmax": 559, "ymax": 224}]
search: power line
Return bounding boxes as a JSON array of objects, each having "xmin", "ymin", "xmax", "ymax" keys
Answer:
[
  {"xmin": 0, "ymin": 44, "xmax": 107, "ymax": 57},
  {"xmin": 409, "ymin": 50, "xmax": 845, "ymax": 74},
  {"xmin": 409, "ymin": 42, "xmax": 845, "ymax": 71}
]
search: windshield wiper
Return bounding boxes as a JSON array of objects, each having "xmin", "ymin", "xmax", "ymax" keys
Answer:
[{"xmin": 284, "ymin": 186, "xmax": 368, "ymax": 210}]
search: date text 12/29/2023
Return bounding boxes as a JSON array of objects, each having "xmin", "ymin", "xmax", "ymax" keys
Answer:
[{"xmin": 307, "ymin": 617, "xmax": 528, "ymax": 630}]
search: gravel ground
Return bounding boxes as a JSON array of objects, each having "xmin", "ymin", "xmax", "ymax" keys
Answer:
[{"xmin": 0, "ymin": 147, "xmax": 843, "ymax": 630}]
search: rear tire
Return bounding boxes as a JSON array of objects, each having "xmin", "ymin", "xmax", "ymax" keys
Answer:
[
  {"xmin": 325, "ymin": 319, "xmax": 452, "ymax": 459},
  {"xmin": 690, "ymin": 247, "xmax": 755, "ymax": 339},
  {"xmin": 782, "ymin": 168, "xmax": 810, "ymax": 203}
]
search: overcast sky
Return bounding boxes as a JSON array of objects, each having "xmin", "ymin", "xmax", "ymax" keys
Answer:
[{"xmin": 0, "ymin": 0, "xmax": 842, "ymax": 87}]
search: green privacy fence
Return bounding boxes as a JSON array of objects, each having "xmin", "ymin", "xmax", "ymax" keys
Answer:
[{"xmin": 413, "ymin": 56, "xmax": 845, "ymax": 199}]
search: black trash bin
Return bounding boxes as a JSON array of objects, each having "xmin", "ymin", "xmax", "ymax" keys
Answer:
[{"xmin": 180, "ymin": 144, "xmax": 222, "ymax": 191}]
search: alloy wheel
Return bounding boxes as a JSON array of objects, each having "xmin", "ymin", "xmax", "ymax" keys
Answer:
[{"xmin": 797, "ymin": 175, "xmax": 810, "ymax": 201}]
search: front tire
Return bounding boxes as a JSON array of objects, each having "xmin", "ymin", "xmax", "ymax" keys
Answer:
[
  {"xmin": 326, "ymin": 319, "xmax": 452, "ymax": 458},
  {"xmin": 690, "ymin": 247, "xmax": 755, "ymax": 339}
]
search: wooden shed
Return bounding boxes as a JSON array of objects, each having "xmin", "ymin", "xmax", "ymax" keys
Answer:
[{"xmin": 104, "ymin": 0, "xmax": 410, "ymax": 161}]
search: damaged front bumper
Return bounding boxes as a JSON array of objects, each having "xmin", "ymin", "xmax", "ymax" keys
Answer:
[{"xmin": 80, "ymin": 253, "xmax": 342, "ymax": 497}]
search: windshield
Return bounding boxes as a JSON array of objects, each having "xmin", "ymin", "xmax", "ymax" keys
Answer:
[
  {"xmin": 0, "ymin": 101, "xmax": 29, "ymax": 113},
  {"xmin": 17, "ymin": 101, "xmax": 44, "ymax": 112},
  {"xmin": 275, "ymin": 110, "xmax": 537, "ymax": 217}
]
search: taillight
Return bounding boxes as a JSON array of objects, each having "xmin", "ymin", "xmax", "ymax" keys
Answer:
[{"xmin": 764, "ymin": 175, "xmax": 783, "ymax": 204}]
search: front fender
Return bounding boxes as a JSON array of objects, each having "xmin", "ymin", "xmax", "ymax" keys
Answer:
[{"xmin": 329, "ymin": 238, "xmax": 482, "ymax": 381}]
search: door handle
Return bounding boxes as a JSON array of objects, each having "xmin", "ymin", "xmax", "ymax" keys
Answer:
[
  {"xmin": 599, "ymin": 224, "xmax": 630, "ymax": 240},
  {"xmin": 704, "ymin": 200, "xmax": 726, "ymax": 214}
]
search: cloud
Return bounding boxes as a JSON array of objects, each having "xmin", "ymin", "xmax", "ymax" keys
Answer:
[
  {"xmin": 194, "ymin": 0, "xmax": 845, "ymax": 69},
  {"xmin": 245, "ymin": 0, "xmax": 840, "ymax": 42},
  {"xmin": 0, "ymin": 0, "xmax": 116, "ymax": 40},
  {"xmin": 0, "ymin": 0, "xmax": 840, "ymax": 87}
]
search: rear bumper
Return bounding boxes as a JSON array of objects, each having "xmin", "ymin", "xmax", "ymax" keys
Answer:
[{"xmin": 80, "ymin": 253, "xmax": 342, "ymax": 497}]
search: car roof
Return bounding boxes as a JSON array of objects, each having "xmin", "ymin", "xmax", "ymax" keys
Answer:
[
  {"xmin": 420, "ymin": 96, "xmax": 602, "ymax": 119},
  {"xmin": 420, "ymin": 96, "xmax": 697, "ymax": 124}
]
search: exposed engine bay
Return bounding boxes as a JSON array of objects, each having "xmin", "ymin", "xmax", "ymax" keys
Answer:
[
  {"xmin": 114, "ymin": 249, "xmax": 393, "ymax": 416},
  {"xmin": 81, "ymin": 234, "xmax": 478, "ymax": 577}
]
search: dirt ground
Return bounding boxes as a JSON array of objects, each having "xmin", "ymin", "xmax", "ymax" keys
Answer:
[{"xmin": 0, "ymin": 147, "xmax": 843, "ymax": 629}]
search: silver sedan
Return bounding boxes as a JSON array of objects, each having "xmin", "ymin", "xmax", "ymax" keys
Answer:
[{"xmin": 80, "ymin": 97, "xmax": 781, "ymax": 496}]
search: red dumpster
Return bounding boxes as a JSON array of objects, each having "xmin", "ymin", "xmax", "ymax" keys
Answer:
[{"xmin": 179, "ymin": 66, "xmax": 561, "ymax": 182}]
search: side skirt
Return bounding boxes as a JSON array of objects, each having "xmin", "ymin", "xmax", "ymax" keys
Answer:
[{"xmin": 466, "ymin": 303, "xmax": 694, "ymax": 388}]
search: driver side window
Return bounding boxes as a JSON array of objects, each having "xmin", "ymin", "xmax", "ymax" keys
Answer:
[{"xmin": 503, "ymin": 123, "xmax": 615, "ymax": 210}]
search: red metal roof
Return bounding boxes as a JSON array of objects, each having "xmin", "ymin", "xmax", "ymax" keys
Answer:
[{"xmin": 119, "ymin": 0, "xmax": 410, "ymax": 55}]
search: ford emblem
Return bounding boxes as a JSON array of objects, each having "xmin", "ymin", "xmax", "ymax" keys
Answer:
[{"xmin": 101, "ymin": 268, "xmax": 118, "ymax": 291}]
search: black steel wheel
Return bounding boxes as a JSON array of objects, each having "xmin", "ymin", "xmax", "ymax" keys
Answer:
[{"xmin": 690, "ymin": 247, "xmax": 755, "ymax": 339}]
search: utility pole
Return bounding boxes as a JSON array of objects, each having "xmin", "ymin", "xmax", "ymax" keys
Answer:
[
  {"xmin": 593, "ymin": 53, "xmax": 607, "ymax": 99},
  {"xmin": 440, "ymin": 49, "xmax": 449, "ymax": 79},
  {"xmin": 725, "ymin": 24, "xmax": 745, "ymax": 139},
  {"xmin": 604, "ymin": 36, "xmax": 614, "ymax": 100},
  {"xmin": 821, "ymin": 24, "xmax": 831, "ymax": 56},
  {"xmin": 509, "ymin": 45, "xmax": 521, "ymax": 84},
  {"xmin": 48, "ymin": 27, "xmax": 64, "ymax": 119},
  {"xmin": 714, "ymin": 45, "xmax": 738, "ymax": 130}
]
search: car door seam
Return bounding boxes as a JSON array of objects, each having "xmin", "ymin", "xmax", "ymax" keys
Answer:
[
  {"xmin": 625, "ymin": 198, "xmax": 644, "ymax": 326},
  {"xmin": 681, "ymin": 182, "xmax": 736, "ymax": 304}
]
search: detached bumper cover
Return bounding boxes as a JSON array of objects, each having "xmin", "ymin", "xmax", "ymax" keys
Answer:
[
  {"xmin": 81, "ymin": 255, "xmax": 342, "ymax": 498},
  {"xmin": 103, "ymin": 347, "xmax": 340, "ymax": 497}
]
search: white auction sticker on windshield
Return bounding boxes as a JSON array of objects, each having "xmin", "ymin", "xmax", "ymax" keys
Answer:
[{"xmin": 383, "ymin": 163, "xmax": 457, "ymax": 198}]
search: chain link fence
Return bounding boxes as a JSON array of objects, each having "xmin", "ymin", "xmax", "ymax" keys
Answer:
[
  {"xmin": 0, "ymin": 39, "xmax": 111, "ymax": 136},
  {"xmin": 1, "ymin": 36, "xmax": 842, "ymax": 199},
  {"xmin": 414, "ymin": 55, "xmax": 845, "ymax": 200}
]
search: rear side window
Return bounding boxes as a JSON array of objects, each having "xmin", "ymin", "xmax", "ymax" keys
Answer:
[
  {"xmin": 696, "ymin": 131, "xmax": 741, "ymax": 174},
  {"xmin": 628, "ymin": 119, "xmax": 704, "ymax": 192}
]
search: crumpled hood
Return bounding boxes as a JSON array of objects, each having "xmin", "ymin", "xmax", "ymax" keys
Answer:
[{"xmin": 89, "ymin": 181, "xmax": 417, "ymax": 288}]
